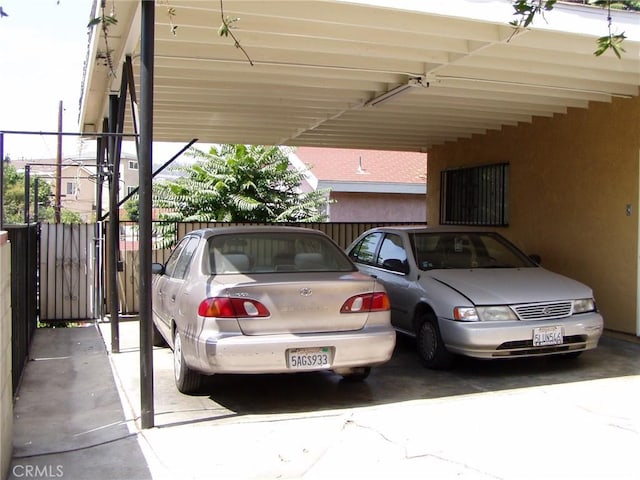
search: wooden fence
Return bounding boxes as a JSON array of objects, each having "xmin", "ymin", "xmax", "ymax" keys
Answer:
[{"xmin": 107, "ymin": 221, "xmax": 423, "ymax": 314}]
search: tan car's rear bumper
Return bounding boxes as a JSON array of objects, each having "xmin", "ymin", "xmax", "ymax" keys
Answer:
[{"xmin": 193, "ymin": 325, "xmax": 396, "ymax": 374}]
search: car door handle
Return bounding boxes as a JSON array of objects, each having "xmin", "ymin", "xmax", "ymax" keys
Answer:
[{"xmin": 170, "ymin": 294, "xmax": 176, "ymax": 302}]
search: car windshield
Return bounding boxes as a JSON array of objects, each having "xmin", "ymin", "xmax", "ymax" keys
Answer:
[
  {"xmin": 410, "ymin": 232, "xmax": 537, "ymax": 271},
  {"xmin": 207, "ymin": 232, "xmax": 356, "ymax": 274}
]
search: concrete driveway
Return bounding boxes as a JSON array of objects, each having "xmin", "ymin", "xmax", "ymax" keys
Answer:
[
  {"xmin": 10, "ymin": 320, "xmax": 640, "ymax": 479},
  {"xmin": 105, "ymin": 320, "xmax": 640, "ymax": 479}
]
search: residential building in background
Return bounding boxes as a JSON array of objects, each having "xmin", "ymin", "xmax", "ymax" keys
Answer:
[
  {"xmin": 10, "ymin": 151, "xmax": 140, "ymax": 222},
  {"xmin": 291, "ymin": 147, "xmax": 427, "ymax": 222}
]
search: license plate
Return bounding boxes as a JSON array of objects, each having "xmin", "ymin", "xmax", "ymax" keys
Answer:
[
  {"xmin": 533, "ymin": 326, "xmax": 563, "ymax": 346},
  {"xmin": 287, "ymin": 347, "xmax": 331, "ymax": 370}
]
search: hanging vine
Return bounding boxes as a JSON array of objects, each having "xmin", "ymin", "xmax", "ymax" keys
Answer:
[
  {"xmin": 159, "ymin": 0, "xmax": 178, "ymax": 36},
  {"xmin": 594, "ymin": 0, "xmax": 627, "ymax": 58},
  {"xmin": 509, "ymin": 0, "xmax": 635, "ymax": 57},
  {"xmin": 217, "ymin": 0, "xmax": 254, "ymax": 65},
  {"xmin": 87, "ymin": 0, "xmax": 118, "ymax": 76},
  {"xmin": 156, "ymin": 0, "xmax": 254, "ymax": 65}
]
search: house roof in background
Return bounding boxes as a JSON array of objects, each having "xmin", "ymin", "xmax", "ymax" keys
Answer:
[{"xmin": 293, "ymin": 147, "xmax": 426, "ymax": 184}]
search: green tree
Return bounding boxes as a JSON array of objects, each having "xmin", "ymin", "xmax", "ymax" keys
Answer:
[
  {"xmin": 2, "ymin": 162, "xmax": 53, "ymax": 224},
  {"xmin": 1, "ymin": 161, "xmax": 80, "ymax": 224},
  {"xmin": 124, "ymin": 195, "xmax": 140, "ymax": 222},
  {"xmin": 60, "ymin": 209, "xmax": 83, "ymax": 224},
  {"xmin": 154, "ymin": 145, "xmax": 331, "ymax": 223}
]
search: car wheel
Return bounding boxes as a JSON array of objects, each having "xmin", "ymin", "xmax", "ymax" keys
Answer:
[
  {"xmin": 152, "ymin": 321, "xmax": 167, "ymax": 347},
  {"xmin": 417, "ymin": 316, "xmax": 454, "ymax": 370},
  {"xmin": 338, "ymin": 366, "xmax": 371, "ymax": 381},
  {"xmin": 173, "ymin": 330, "xmax": 202, "ymax": 394}
]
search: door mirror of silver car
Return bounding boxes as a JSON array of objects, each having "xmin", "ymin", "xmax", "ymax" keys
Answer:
[{"xmin": 151, "ymin": 263, "xmax": 165, "ymax": 275}]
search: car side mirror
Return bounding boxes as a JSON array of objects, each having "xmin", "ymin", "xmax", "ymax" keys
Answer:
[
  {"xmin": 529, "ymin": 254, "xmax": 541, "ymax": 265},
  {"xmin": 382, "ymin": 258, "xmax": 409, "ymax": 274},
  {"xmin": 151, "ymin": 263, "xmax": 165, "ymax": 275}
]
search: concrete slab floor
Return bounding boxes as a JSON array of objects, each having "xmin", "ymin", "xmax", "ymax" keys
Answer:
[{"xmin": 9, "ymin": 320, "xmax": 640, "ymax": 479}]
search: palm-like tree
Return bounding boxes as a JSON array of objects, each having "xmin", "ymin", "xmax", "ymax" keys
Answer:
[{"xmin": 154, "ymin": 144, "xmax": 330, "ymax": 223}]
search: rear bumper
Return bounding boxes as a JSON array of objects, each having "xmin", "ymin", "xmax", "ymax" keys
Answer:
[
  {"xmin": 192, "ymin": 326, "xmax": 396, "ymax": 374},
  {"xmin": 439, "ymin": 312, "xmax": 604, "ymax": 359}
]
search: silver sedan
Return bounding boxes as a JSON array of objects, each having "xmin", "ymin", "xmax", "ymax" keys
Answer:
[
  {"xmin": 152, "ymin": 226, "xmax": 396, "ymax": 394},
  {"xmin": 347, "ymin": 226, "xmax": 603, "ymax": 369}
]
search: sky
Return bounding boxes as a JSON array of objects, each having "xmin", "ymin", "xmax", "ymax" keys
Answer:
[
  {"xmin": 0, "ymin": 0, "xmax": 202, "ymax": 164},
  {"xmin": 0, "ymin": 0, "xmax": 93, "ymax": 160}
]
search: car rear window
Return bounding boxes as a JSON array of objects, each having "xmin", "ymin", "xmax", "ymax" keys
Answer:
[{"xmin": 207, "ymin": 232, "xmax": 356, "ymax": 274}]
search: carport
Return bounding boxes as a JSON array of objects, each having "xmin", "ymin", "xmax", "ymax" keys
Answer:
[{"xmin": 78, "ymin": 0, "xmax": 640, "ymax": 426}]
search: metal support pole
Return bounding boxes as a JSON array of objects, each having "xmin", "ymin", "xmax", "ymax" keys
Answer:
[
  {"xmin": 55, "ymin": 101, "xmax": 63, "ymax": 223},
  {"xmin": 139, "ymin": 0, "xmax": 155, "ymax": 429},
  {"xmin": 95, "ymin": 135, "xmax": 106, "ymax": 320},
  {"xmin": 115, "ymin": 138, "xmax": 198, "ymax": 209},
  {"xmin": 108, "ymin": 95, "xmax": 121, "ymax": 353},
  {"xmin": 34, "ymin": 180, "xmax": 39, "ymax": 223},
  {"xmin": 24, "ymin": 165, "xmax": 30, "ymax": 224}
]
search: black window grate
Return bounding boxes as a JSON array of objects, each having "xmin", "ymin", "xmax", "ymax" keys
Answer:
[{"xmin": 440, "ymin": 163, "xmax": 509, "ymax": 226}]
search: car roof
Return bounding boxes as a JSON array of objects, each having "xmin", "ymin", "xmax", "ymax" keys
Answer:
[
  {"xmin": 187, "ymin": 226, "xmax": 329, "ymax": 237},
  {"xmin": 367, "ymin": 225, "xmax": 501, "ymax": 234}
]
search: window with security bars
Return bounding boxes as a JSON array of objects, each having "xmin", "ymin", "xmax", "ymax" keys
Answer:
[{"xmin": 440, "ymin": 163, "xmax": 509, "ymax": 226}]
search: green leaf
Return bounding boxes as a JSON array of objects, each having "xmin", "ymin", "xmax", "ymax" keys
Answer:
[
  {"xmin": 594, "ymin": 33, "xmax": 627, "ymax": 58},
  {"xmin": 151, "ymin": 145, "xmax": 330, "ymax": 225},
  {"xmin": 87, "ymin": 15, "xmax": 117, "ymax": 28}
]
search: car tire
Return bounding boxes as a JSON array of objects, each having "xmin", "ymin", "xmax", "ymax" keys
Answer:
[
  {"xmin": 152, "ymin": 321, "xmax": 167, "ymax": 347},
  {"xmin": 173, "ymin": 330, "xmax": 202, "ymax": 394},
  {"xmin": 417, "ymin": 316, "xmax": 454, "ymax": 370},
  {"xmin": 338, "ymin": 366, "xmax": 371, "ymax": 381}
]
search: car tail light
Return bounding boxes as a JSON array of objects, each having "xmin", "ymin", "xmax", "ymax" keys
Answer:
[
  {"xmin": 198, "ymin": 297, "xmax": 270, "ymax": 318},
  {"xmin": 340, "ymin": 292, "xmax": 390, "ymax": 313}
]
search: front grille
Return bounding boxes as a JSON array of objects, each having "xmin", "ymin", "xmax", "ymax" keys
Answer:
[{"xmin": 513, "ymin": 301, "xmax": 573, "ymax": 320}]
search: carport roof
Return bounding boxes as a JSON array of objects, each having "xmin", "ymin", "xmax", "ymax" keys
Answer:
[{"xmin": 79, "ymin": 0, "xmax": 640, "ymax": 152}]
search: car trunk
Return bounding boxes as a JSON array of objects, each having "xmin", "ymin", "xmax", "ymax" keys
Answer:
[{"xmin": 221, "ymin": 273, "xmax": 373, "ymax": 335}]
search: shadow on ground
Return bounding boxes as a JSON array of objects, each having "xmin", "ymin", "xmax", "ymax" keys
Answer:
[{"xmin": 199, "ymin": 334, "xmax": 640, "ymax": 416}]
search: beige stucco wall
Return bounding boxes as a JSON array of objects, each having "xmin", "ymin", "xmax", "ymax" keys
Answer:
[
  {"xmin": 329, "ymin": 192, "xmax": 427, "ymax": 222},
  {"xmin": 427, "ymin": 94, "xmax": 640, "ymax": 335},
  {"xmin": 0, "ymin": 232, "xmax": 12, "ymax": 480}
]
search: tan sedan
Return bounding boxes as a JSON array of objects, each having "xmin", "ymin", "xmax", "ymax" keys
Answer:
[{"xmin": 152, "ymin": 226, "xmax": 396, "ymax": 394}]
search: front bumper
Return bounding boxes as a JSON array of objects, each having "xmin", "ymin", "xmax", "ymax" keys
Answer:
[
  {"xmin": 191, "ymin": 325, "xmax": 396, "ymax": 374},
  {"xmin": 439, "ymin": 312, "xmax": 604, "ymax": 358}
]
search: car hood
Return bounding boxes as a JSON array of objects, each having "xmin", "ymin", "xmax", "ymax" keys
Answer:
[{"xmin": 427, "ymin": 267, "xmax": 593, "ymax": 305}]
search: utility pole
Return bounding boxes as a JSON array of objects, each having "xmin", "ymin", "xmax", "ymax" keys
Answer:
[{"xmin": 55, "ymin": 101, "xmax": 63, "ymax": 223}]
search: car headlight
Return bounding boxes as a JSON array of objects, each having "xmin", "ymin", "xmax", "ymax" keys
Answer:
[
  {"xmin": 476, "ymin": 306, "xmax": 517, "ymax": 321},
  {"xmin": 453, "ymin": 306, "xmax": 517, "ymax": 322},
  {"xmin": 573, "ymin": 298, "xmax": 596, "ymax": 314}
]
